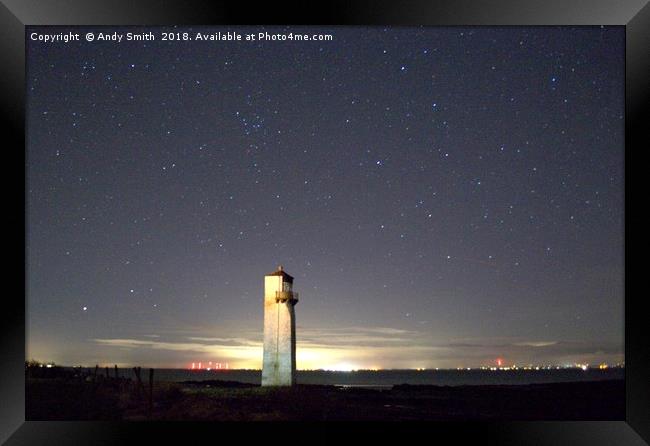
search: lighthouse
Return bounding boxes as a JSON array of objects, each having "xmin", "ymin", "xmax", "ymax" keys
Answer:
[{"xmin": 262, "ymin": 265, "xmax": 299, "ymax": 386}]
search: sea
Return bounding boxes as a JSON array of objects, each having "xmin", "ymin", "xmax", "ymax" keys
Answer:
[{"xmin": 83, "ymin": 367, "xmax": 624, "ymax": 388}]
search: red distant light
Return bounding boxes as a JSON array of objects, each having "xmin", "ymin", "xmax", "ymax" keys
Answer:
[
  {"xmin": 191, "ymin": 360, "xmax": 229, "ymax": 370},
  {"xmin": 497, "ymin": 358, "xmax": 503, "ymax": 367}
]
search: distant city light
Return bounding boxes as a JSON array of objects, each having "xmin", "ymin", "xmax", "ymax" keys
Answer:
[
  {"xmin": 184, "ymin": 361, "xmax": 616, "ymax": 372},
  {"xmin": 189, "ymin": 361, "xmax": 231, "ymax": 371}
]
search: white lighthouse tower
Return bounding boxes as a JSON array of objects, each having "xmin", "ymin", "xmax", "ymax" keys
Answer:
[{"xmin": 262, "ymin": 265, "xmax": 299, "ymax": 386}]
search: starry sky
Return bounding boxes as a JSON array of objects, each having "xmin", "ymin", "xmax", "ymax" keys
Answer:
[{"xmin": 26, "ymin": 26, "xmax": 624, "ymax": 370}]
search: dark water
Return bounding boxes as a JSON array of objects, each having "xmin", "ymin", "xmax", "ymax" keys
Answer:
[{"xmin": 93, "ymin": 367, "xmax": 624, "ymax": 387}]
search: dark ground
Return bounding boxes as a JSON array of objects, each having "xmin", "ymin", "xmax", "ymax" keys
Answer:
[{"xmin": 25, "ymin": 366, "xmax": 624, "ymax": 421}]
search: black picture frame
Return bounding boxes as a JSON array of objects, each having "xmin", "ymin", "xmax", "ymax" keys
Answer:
[{"xmin": 1, "ymin": 0, "xmax": 646, "ymax": 444}]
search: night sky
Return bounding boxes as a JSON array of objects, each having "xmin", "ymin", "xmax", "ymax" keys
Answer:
[{"xmin": 26, "ymin": 26, "xmax": 624, "ymax": 370}]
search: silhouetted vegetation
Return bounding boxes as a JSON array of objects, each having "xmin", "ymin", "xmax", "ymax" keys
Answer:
[{"xmin": 26, "ymin": 363, "xmax": 624, "ymax": 421}]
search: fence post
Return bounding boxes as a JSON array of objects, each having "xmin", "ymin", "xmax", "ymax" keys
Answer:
[
  {"xmin": 133, "ymin": 366, "xmax": 143, "ymax": 398},
  {"xmin": 148, "ymin": 368, "xmax": 154, "ymax": 417},
  {"xmin": 114, "ymin": 364, "xmax": 118, "ymax": 379}
]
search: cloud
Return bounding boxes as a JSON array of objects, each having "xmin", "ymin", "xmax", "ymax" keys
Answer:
[
  {"xmin": 297, "ymin": 326, "xmax": 425, "ymax": 347},
  {"xmin": 513, "ymin": 341, "xmax": 558, "ymax": 347},
  {"xmin": 89, "ymin": 328, "xmax": 623, "ymax": 369},
  {"xmin": 186, "ymin": 336, "xmax": 260, "ymax": 347},
  {"xmin": 91, "ymin": 338, "xmax": 261, "ymax": 361},
  {"xmin": 446, "ymin": 340, "xmax": 559, "ymax": 349},
  {"xmin": 90, "ymin": 326, "xmax": 438, "ymax": 369}
]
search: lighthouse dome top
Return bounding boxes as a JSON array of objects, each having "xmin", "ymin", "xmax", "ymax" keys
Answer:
[{"xmin": 266, "ymin": 265, "xmax": 294, "ymax": 283}]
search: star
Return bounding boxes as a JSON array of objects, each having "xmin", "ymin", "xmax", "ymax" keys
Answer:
[{"xmin": 26, "ymin": 26, "xmax": 623, "ymax": 371}]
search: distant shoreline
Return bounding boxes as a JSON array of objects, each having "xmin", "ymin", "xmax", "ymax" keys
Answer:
[{"xmin": 44, "ymin": 365, "xmax": 624, "ymax": 387}]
